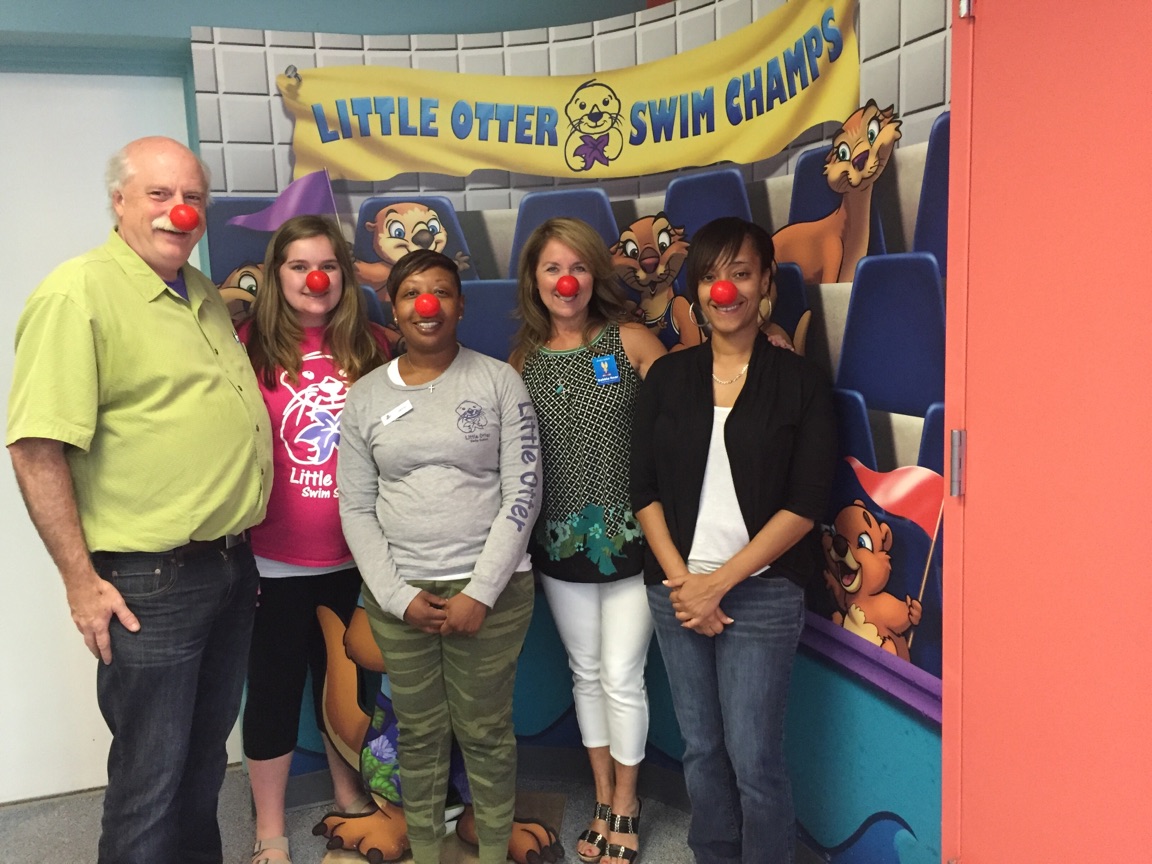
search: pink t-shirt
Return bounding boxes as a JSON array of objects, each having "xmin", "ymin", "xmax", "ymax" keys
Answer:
[{"xmin": 239, "ymin": 320, "xmax": 390, "ymax": 567}]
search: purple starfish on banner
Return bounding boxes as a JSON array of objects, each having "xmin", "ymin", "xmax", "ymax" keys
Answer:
[
  {"xmin": 227, "ymin": 169, "xmax": 338, "ymax": 231},
  {"xmin": 574, "ymin": 134, "xmax": 610, "ymax": 170}
]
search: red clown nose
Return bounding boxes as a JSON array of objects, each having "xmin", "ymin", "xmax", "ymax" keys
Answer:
[
  {"xmin": 169, "ymin": 204, "xmax": 200, "ymax": 232},
  {"xmin": 305, "ymin": 270, "xmax": 331, "ymax": 293},
  {"xmin": 556, "ymin": 275, "xmax": 580, "ymax": 297},
  {"xmin": 414, "ymin": 293, "xmax": 441, "ymax": 317},
  {"xmin": 709, "ymin": 280, "xmax": 737, "ymax": 305}
]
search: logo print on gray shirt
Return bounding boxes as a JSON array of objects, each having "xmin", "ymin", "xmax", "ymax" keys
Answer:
[{"xmin": 456, "ymin": 400, "xmax": 488, "ymax": 433}]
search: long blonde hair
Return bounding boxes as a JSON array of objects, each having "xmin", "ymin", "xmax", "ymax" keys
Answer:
[
  {"xmin": 510, "ymin": 217, "xmax": 631, "ymax": 367},
  {"xmin": 247, "ymin": 215, "xmax": 386, "ymax": 389}
]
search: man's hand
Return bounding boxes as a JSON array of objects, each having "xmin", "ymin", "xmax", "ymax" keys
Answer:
[
  {"xmin": 440, "ymin": 593, "xmax": 488, "ymax": 637},
  {"xmin": 9, "ymin": 437, "xmax": 141, "ymax": 664},
  {"xmin": 67, "ymin": 573, "xmax": 140, "ymax": 664},
  {"xmin": 403, "ymin": 590, "xmax": 449, "ymax": 634}
]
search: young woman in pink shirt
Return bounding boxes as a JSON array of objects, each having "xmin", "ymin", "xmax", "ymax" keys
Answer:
[{"xmin": 238, "ymin": 215, "xmax": 391, "ymax": 864}]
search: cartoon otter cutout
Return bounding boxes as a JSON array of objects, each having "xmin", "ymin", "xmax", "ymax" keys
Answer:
[
  {"xmin": 611, "ymin": 213, "xmax": 699, "ymax": 350},
  {"xmin": 564, "ymin": 80, "xmax": 625, "ymax": 172},
  {"xmin": 823, "ymin": 500, "xmax": 922, "ymax": 661},
  {"xmin": 773, "ymin": 100, "xmax": 903, "ymax": 284},
  {"xmin": 354, "ymin": 202, "xmax": 471, "ymax": 299},
  {"xmin": 314, "ymin": 605, "xmax": 563, "ymax": 863},
  {"xmin": 217, "ymin": 262, "xmax": 263, "ymax": 324}
]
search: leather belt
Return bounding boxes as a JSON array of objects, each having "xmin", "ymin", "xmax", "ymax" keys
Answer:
[
  {"xmin": 90, "ymin": 531, "xmax": 249, "ymax": 567},
  {"xmin": 165, "ymin": 527, "xmax": 246, "ymax": 562},
  {"xmin": 173, "ymin": 531, "xmax": 248, "ymax": 556}
]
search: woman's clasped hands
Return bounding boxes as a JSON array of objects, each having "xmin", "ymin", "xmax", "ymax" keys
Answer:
[
  {"xmin": 664, "ymin": 571, "xmax": 735, "ymax": 637},
  {"xmin": 403, "ymin": 590, "xmax": 489, "ymax": 636}
]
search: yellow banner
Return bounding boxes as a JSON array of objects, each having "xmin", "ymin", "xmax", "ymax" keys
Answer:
[{"xmin": 280, "ymin": 0, "xmax": 858, "ymax": 182}]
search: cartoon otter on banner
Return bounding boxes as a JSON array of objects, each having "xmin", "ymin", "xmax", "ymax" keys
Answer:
[{"xmin": 564, "ymin": 80, "xmax": 625, "ymax": 172}]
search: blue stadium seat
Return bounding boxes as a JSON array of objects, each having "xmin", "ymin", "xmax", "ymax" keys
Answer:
[
  {"xmin": 917, "ymin": 401, "xmax": 945, "ymax": 475},
  {"xmin": 457, "ymin": 280, "xmax": 519, "ymax": 361},
  {"xmin": 507, "ymin": 188, "xmax": 619, "ymax": 277},
  {"xmin": 788, "ymin": 145, "xmax": 887, "ymax": 256},
  {"xmin": 361, "ymin": 287, "xmax": 388, "ymax": 328},
  {"xmin": 832, "ymin": 387, "xmax": 878, "ymax": 471},
  {"xmin": 663, "ymin": 166, "xmax": 753, "ymax": 239},
  {"xmin": 205, "ymin": 197, "xmax": 275, "ymax": 284},
  {"xmin": 662, "ymin": 166, "xmax": 753, "ymax": 293},
  {"xmin": 773, "ymin": 261, "xmax": 811, "ymax": 352},
  {"xmin": 354, "ymin": 196, "xmax": 477, "ymax": 280},
  {"xmin": 836, "ymin": 253, "xmax": 945, "ymax": 417},
  {"xmin": 913, "ymin": 111, "xmax": 951, "ymax": 279},
  {"xmin": 913, "ymin": 397, "xmax": 946, "ymax": 677}
]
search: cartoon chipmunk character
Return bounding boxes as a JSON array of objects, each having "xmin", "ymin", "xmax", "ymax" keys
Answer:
[
  {"xmin": 314, "ymin": 605, "xmax": 562, "ymax": 864},
  {"xmin": 822, "ymin": 500, "xmax": 922, "ymax": 661},
  {"xmin": 564, "ymin": 80, "xmax": 625, "ymax": 172},
  {"xmin": 354, "ymin": 202, "xmax": 471, "ymax": 299},
  {"xmin": 216, "ymin": 261, "xmax": 263, "ymax": 324},
  {"xmin": 611, "ymin": 213, "xmax": 700, "ymax": 351},
  {"xmin": 773, "ymin": 100, "xmax": 902, "ymax": 284}
]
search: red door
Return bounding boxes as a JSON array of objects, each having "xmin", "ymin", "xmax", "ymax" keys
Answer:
[{"xmin": 944, "ymin": 1, "xmax": 1152, "ymax": 860}]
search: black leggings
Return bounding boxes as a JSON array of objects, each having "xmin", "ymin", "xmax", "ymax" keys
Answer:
[{"xmin": 242, "ymin": 567, "xmax": 361, "ymax": 760}]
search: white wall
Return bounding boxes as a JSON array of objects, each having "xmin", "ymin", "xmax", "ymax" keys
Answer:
[{"xmin": 0, "ymin": 72, "xmax": 243, "ymax": 803}]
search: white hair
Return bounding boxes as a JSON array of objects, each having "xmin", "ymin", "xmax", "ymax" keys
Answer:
[{"xmin": 105, "ymin": 138, "xmax": 212, "ymax": 216}]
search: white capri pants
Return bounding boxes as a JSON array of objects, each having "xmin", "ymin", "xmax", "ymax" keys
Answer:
[{"xmin": 539, "ymin": 572, "xmax": 654, "ymax": 766}]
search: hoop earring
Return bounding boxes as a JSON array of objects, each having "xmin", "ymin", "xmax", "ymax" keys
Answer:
[
  {"xmin": 688, "ymin": 302, "xmax": 708, "ymax": 329},
  {"xmin": 758, "ymin": 297, "xmax": 773, "ymax": 326}
]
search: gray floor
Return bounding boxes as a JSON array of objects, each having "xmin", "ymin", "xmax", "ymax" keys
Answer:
[
  {"xmin": 0, "ymin": 764, "xmax": 696, "ymax": 864},
  {"xmin": 0, "ymin": 758, "xmax": 822, "ymax": 863}
]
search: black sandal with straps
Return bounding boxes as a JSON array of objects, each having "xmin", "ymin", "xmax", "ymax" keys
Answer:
[
  {"xmin": 602, "ymin": 800, "xmax": 642, "ymax": 862},
  {"xmin": 576, "ymin": 801, "xmax": 612, "ymax": 864}
]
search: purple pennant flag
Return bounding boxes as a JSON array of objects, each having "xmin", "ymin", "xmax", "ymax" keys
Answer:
[{"xmin": 226, "ymin": 170, "xmax": 338, "ymax": 231}]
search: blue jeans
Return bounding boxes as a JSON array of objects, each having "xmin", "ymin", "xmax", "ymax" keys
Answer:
[
  {"xmin": 648, "ymin": 576, "xmax": 805, "ymax": 864},
  {"xmin": 92, "ymin": 542, "xmax": 259, "ymax": 864}
]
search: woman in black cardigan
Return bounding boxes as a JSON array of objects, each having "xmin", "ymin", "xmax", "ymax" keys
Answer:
[{"xmin": 630, "ymin": 217, "xmax": 836, "ymax": 864}]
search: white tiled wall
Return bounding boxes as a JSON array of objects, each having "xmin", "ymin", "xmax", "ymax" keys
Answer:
[{"xmin": 194, "ymin": 0, "xmax": 950, "ymax": 207}]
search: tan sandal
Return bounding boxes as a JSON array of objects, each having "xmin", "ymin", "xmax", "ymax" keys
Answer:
[{"xmin": 252, "ymin": 835, "xmax": 291, "ymax": 864}]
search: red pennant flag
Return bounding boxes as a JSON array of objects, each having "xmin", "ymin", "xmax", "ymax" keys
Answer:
[{"xmin": 845, "ymin": 457, "xmax": 944, "ymax": 538}]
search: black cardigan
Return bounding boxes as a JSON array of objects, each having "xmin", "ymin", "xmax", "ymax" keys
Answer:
[{"xmin": 630, "ymin": 334, "xmax": 837, "ymax": 587}]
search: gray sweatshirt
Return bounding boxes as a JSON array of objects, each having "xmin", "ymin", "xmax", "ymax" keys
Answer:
[{"xmin": 337, "ymin": 347, "xmax": 542, "ymax": 620}]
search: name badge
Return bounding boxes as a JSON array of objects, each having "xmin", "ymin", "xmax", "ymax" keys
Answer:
[
  {"xmin": 381, "ymin": 400, "xmax": 413, "ymax": 426},
  {"xmin": 592, "ymin": 354, "xmax": 620, "ymax": 386}
]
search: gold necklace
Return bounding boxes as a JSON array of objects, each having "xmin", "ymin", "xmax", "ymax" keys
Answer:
[{"xmin": 711, "ymin": 363, "xmax": 749, "ymax": 386}]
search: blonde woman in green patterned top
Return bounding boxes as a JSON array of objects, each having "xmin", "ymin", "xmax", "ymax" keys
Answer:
[{"xmin": 510, "ymin": 218, "xmax": 664, "ymax": 864}]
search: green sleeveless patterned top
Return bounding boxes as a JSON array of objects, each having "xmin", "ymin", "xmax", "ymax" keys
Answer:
[{"xmin": 521, "ymin": 324, "xmax": 644, "ymax": 583}]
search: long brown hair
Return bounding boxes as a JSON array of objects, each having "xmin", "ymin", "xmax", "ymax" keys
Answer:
[
  {"xmin": 247, "ymin": 214, "xmax": 386, "ymax": 388},
  {"xmin": 510, "ymin": 217, "xmax": 631, "ymax": 366}
]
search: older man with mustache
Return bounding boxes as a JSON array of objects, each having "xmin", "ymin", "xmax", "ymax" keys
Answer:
[{"xmin": 7, "ymin": 136, "xmax": 272, "ymax": 864}]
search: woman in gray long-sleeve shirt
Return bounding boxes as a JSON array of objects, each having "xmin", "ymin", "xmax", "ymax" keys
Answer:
[{"xmin": 337, "ymin": 250, "xmax": 541, "ymax": 864}]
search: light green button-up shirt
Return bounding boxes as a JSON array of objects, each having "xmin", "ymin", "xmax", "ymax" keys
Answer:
[{"xmin": 7, "ymin": 230, "xmax": 272, "ymax": 552}]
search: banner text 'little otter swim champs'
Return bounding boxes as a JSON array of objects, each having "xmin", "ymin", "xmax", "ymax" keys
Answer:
[{"xmin": 279, "ymin": 0, "xmax": 859, "ymax": 181}]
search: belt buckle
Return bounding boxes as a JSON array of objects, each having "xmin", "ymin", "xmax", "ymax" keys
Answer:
[{"xmin": 224, "ymin": 531, "xmax": 245, "ymax": 549}]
